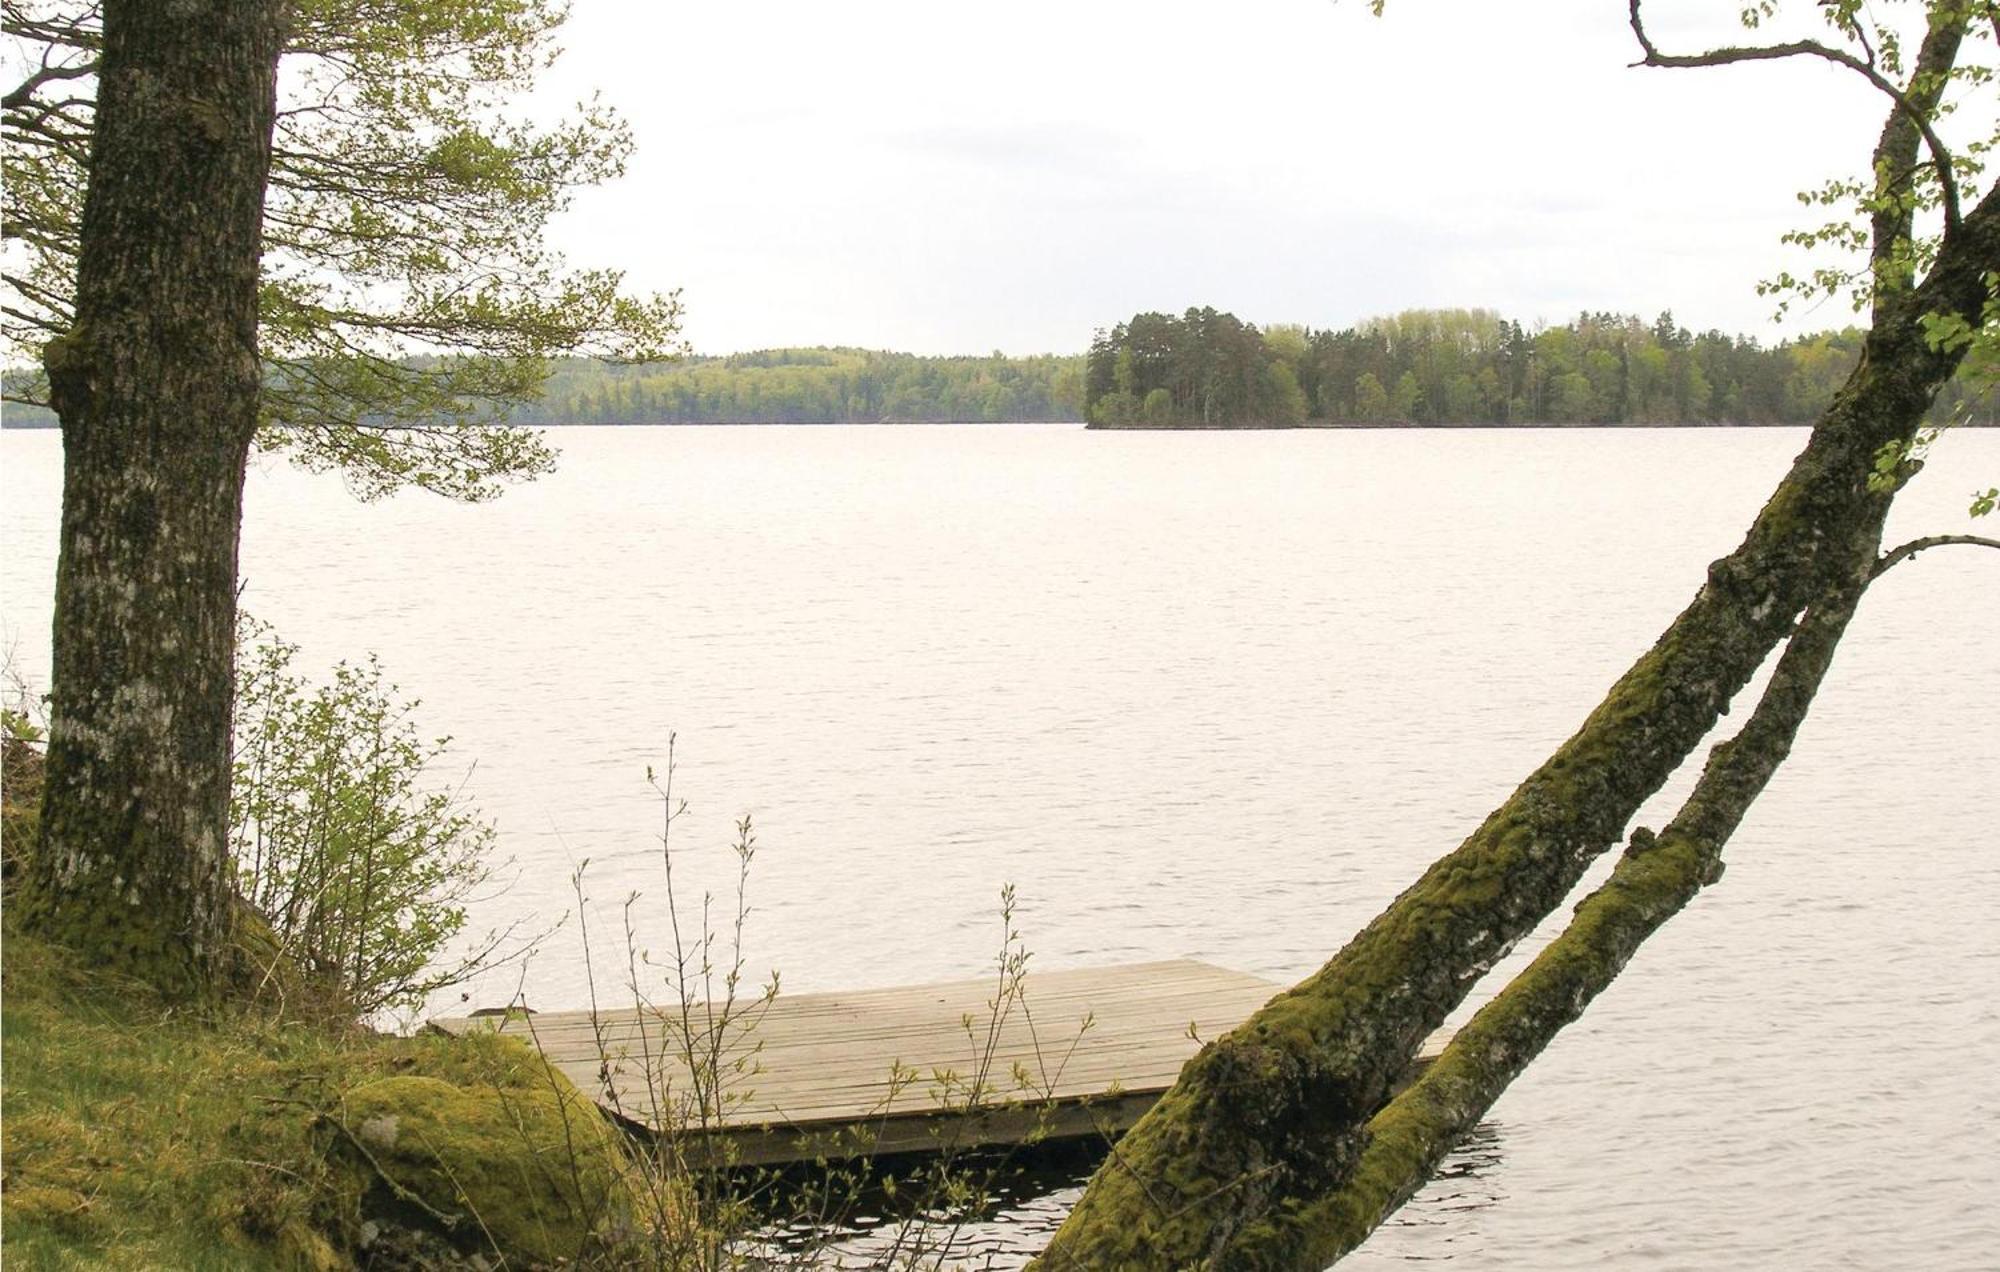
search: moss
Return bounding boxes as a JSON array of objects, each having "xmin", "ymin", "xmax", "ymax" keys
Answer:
[
  {"xmin": 38, "ymin": 323, "xmax": 93, "ymax": 387},
  {"xmin": 1038, "ymin": 514, "xmax": 1820, "ymax": 1266},
  {"xmin": 0, "ymin": 920, "xmax": 668, "ymax": 1270},
  {"xmin": 330, "ymin": 1071, "xmax": 641, "ymax": 1266},
  {"xmin": 1, "ymin": 1183, "xmax": 96, "ymax": 1231},
  {"xmin": 15, "ymin": 812, "xmax": 218, "ymax": 1002}
]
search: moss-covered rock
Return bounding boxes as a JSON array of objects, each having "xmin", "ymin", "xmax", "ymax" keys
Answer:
[
  {"xmin": 2, "ymin": 920, "xmax": 695, "ymax": 1269},
  {"xmin": 330, "ymin": 1070, "xmax": 641, "ymax": 1267}
]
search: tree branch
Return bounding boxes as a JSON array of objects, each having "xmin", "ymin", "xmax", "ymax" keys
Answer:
[
  {"xmin": 0, "ymin": 3, "xmax": 101, "ymax": 53},
  {"xmin": 2, "ymin": 302, "xmax": 67, "ymax": 335},
  {"xmin": 3, "ymin": 59, "xmax": 96, "ymax": 111},
  {"xmin": 1627, "ymin": 0, "xmax": 1963, "ymax": 238},
  {"xmin": 1872, "ymin": 533, "xmax": 2000, "ymax": 577},
  {"xmin": 1220, "ymin": 445, "xmax": 1996, "ymax": 1267},
  {"xmin": 1312, "ymin": 561, "xmax": 1875, "ymax": 1262}
]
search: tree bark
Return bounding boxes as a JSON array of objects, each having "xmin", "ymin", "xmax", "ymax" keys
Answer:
[
  {"xmin": 1039, "ymin": 15, "xmax": 1996, "ymax": 1261},
  {"xmin": 20, "ymin": 0, "xmax": 290, "ymax": 997},
  {"xmin": 1310, "ymin": 561, "xmax": 1873, "ymax": 1262}
]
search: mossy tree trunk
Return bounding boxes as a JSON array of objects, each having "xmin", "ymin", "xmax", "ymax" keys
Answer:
[
  {"xmin": 20, "ymin": 1, "xmax": 291, "ymax": 997},
  {"xmin": 1037, "ymin": 12, "xmax": 1996, "ymax": 1269},
  {"xmin": 1308, "ymin": 539, "xmax": 1919, "ymax": 1260}
]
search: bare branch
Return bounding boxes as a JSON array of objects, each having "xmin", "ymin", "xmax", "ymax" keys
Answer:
[
  {"xmin": 1627, "ymin": 0, "xmax": 1964, "ymax": 237},
  {"xmin": 0, "ymin": 3, "xmax": 100, "ymax": 52},
  {"xmin": 3, "ymin": 58, "xmax": 96, "ymax": 111},
  {"xmin": 1873, "ymin": 533, "xmax": 2000, "ymax": 577},
  {"xmin": 1, "ymin": 301, "xmax": 65, "ymax": 335},
  {"xmin": 3, "ymin": 270, "xmax": 76, "ymax": 317}
]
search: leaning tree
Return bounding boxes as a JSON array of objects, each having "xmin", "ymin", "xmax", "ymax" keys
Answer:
[{"xmin": 1037, "ymin": 3, "xmax": 1998, "ymax": 1266}]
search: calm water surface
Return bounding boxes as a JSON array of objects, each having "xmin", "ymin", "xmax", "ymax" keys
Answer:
[{"xmin": 3, "ymin": 424, "xmax": 1995, "ymax": 1268}]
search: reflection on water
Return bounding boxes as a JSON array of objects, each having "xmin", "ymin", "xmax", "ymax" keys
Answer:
[
  {"xmin": 752, "ymin": 1123, "xmax": 1508, "ymax": 1268},
  {"xmin": 1372, "ymin": 1123, "xmax": 1510, "ymax": 1262},
  {"xmin": 754, "ymin": 1142, "xmax": 1099, "ymax": 1268}
]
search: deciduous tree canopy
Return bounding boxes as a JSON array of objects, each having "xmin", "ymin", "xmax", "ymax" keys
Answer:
[
  {"xmin": 1085, "ymin": 305, "xmax": 1991, "ymax": 428},
  {"xmin": 3, "ymin": 0, "xmax": 680, "ymax": 500},
  {"xmin": 511, "ymin": 347, "xmax": 1087, "ymax": 425}
]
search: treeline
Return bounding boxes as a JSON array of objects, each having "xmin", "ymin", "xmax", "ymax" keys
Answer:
[
  {"xmin": 7, "ymin": 314, "xmax": 1989, "ymax": 431},
  {"xmin": 510, "ymin": 347, "xmax": 1084, "ymax": 425},
  {"xmin": 0, "ymin": 349, "xmax": 1087, "ymax": 429},
  {"xmin": 1086, "ymin": 306, "xmax": 1992, "ymax": 428}
]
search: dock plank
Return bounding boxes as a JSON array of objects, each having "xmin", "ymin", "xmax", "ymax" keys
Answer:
[{"xmin": 431, "ymin": 960, "xmax": 1445, "ymax": 1165}]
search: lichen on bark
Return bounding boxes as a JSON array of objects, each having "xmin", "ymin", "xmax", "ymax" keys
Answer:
[{"xmin": 20, "ymin": 0, "xmax": 291, "ymax": 998}]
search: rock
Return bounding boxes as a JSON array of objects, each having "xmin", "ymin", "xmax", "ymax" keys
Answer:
[{"xmin": 335, "ymin": 1072, "xmax": 642, "ymax": 1266}]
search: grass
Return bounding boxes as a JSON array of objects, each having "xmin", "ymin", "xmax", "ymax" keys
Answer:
[
  {"xmin": 0, "ymin": 725, "xmax": 1050, "ymax": 1270},
  {"xmin": 0, "ymin": 918, "xmax": 637, "ymax": 1269},
  {"xmin": 4, "ymin": 924, "xmax": 331, "ymax": 1268},
  {"xmin": 1, "ymin": 698, "xmax": 656, "ymax": 1270}
]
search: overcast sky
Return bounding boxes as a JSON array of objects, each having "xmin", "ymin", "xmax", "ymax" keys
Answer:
[{"xmin": 533, "ymin": 0, "xmax": 1966, "ymax": 356}]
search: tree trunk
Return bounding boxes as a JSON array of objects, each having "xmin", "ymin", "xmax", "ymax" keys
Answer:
[
  {"xmin": 20, "ymin": 1, "xmax": 290, "ymax": 997},
  {"xmin": 1038, "ymin": 116, "xmax": 2000, "ymax": 1272},
  {"xmin": 1310, "ymin": 562, "xmax": 1872, "ymax": 1261}
]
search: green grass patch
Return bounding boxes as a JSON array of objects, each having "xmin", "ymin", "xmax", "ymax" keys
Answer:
[{"xmin": 1, "ymin": 922, "xmax": 645, "ymax": 1269}]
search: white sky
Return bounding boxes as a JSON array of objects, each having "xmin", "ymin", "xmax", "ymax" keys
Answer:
[{"xmin": 533, "ymin": 0, "xmax": 1970, "ymax": 356}]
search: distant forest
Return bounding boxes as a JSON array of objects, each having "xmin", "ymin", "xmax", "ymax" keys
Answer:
[
  {"xmin": 0, "ymin": 347, "xmax": 1084, "ymax": 429},
  {"xmin": 5, "ymin": 309, "xmax": 1988, "ymax": 431},
  {"xmin": 1086, "ymin": 307, "xmax": 1993, "ymax": 429},
  {"xmin": 518, "ymin": 348, "xmax": 1085, "ymax": 425}
]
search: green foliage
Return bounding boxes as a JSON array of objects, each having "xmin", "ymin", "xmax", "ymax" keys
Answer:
[
  {"xmin": 1353, "ymin": 371, "xmax": 1389, "ymax": 422},
  {"xmin": 2, "ymin": 0, "xmax": 683, "ymax": 501},
  {"xmin": 1756, "ymin": 2, "xmax": 1994, "ymax": 322},
  {"xmin": 1739, "ymin": 4, "xmax": 1998, "ymax": 511},
  {"xmin": 12, "ymin": 312, "xmax": 1987, "ymax": 431},
  {"xmin": 1084, "ymin": 306, "xmax": 1311, "ymax": 427},
  {"xmin": 1868, "ymin": 270, "xmax": 2000, "ymax": 514},
  {"xmin": 231, "ymin": 622, "xmax": 515, "ymax": 1017},
  {"xmin": 1089, "ymin": 303, "xmax": 1991, "ymax": 428},
  {"xmin": 5, "ymin": 346, "xmax": 1088, "ymax": 428}
]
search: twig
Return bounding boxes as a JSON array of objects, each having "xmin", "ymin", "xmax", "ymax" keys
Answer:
[
  {"xmin": 317, "ymin": 1110, "xmax": 466, "ymax": 1232},
  {"xmin": 1872, "ymin": 533, "xmax": 2000, "ymax": 577},
  {"xmin": 1627, "ymin": 0, "xmax": 1963, "ymax": 236}
]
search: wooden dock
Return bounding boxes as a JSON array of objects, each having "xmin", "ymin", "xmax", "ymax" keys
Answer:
[{"xmin": 431, "ymin": 959, "xmax": 1443, "ymax": 1166}]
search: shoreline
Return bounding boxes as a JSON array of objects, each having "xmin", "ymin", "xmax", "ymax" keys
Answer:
[{"xmin": 12, "ymin": 418, "xmax": 1985, "ymax": 431}]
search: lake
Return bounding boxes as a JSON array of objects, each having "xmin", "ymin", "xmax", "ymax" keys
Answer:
[{"xmin": 2, "ymin": 423, "xmax": 1995, "ymax": 1268}]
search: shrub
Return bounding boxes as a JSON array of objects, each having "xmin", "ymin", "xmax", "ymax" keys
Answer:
[
  {"xmin": 230, "ymin": 621, "xmax": 517, "ymax": 1018},
  {"xmin": 1, "ymin": 676, "xmax": 48, "ymax": 895}
]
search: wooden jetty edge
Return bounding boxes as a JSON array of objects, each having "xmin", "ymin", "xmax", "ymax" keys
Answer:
[{"xmin": 431, "ymin": 959, "xmax": 1449, "ymax": 1166}]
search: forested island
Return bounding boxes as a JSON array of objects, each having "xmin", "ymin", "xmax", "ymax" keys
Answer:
[
  {"xmin": 1084, "ymin": 306, "xmax": 1993, "ymax": 428},
  {"xmin": 2, "ymin": 306, "xmax": 1989, "ymax": 432}
]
